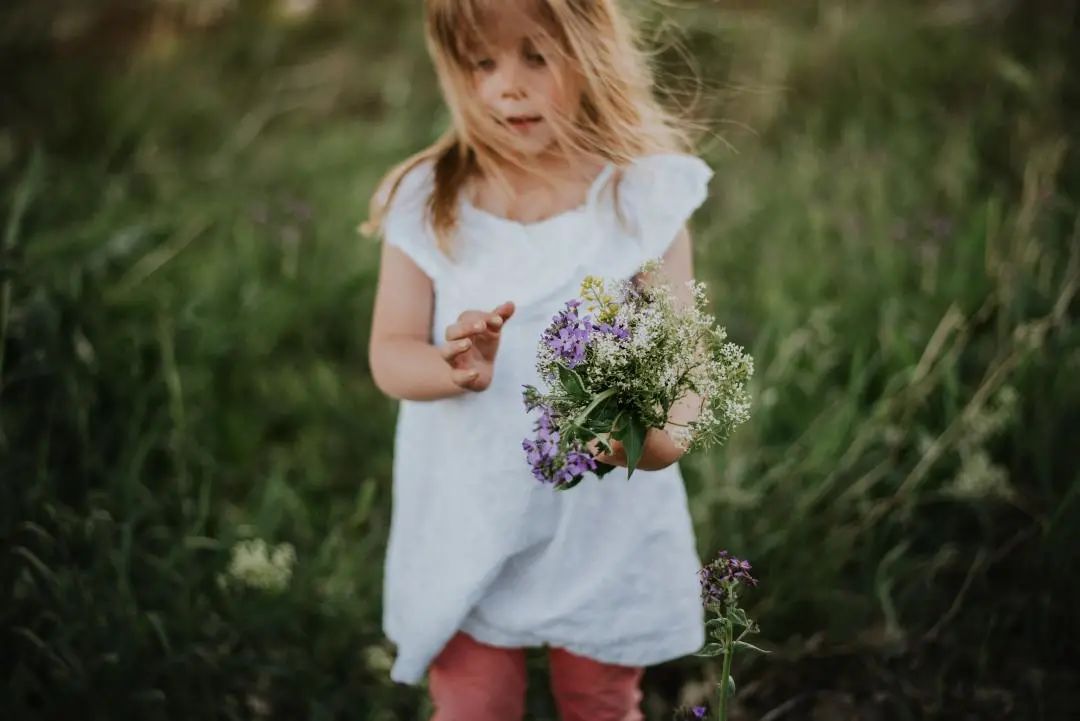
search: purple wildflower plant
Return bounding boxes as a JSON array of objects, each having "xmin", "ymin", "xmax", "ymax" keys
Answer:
[
  {"xmin": 695, "ymin": 550, "xmax": 766, "ymax": 721},
  {"xmin": 698, "ymin": 550, "xmax": 759, "ymax": 614},
  {"xmin": 523, "ymin": 293, "xmax": 627, "ymax": 489},
  {"xmin": 673, "ymin": 705, "xmax": 710, "ymax": 720},
  {"xmin": 541, "ymin": 299, "xmax": 594, "ymax": 370},
  {"xmin": 521, "ymin": 403, "xmax": 598, "ymax": 489},
  {"xmin": 593, "ymin": 319, "xmax": 630, "ymax": 340}
]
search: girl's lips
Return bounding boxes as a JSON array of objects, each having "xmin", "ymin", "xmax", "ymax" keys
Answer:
[{"xmin": 506, "ymin": 116, "xmax": 543, "ymax": 130}]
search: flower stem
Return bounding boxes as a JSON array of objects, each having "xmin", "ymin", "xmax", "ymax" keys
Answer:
[
  {"xmin": 573, "ymin": 386, "xmax": 618, "ymax": 425},
  {"xmin": 718, "ymin": 619, "xmax": 734, "ymax": 721}
]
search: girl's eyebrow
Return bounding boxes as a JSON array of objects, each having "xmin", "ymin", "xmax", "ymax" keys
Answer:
[
  {"xmin": 519, "ymin": 36, "xmax": 548, "ymax": 58},
  {"xmin": 523, "ymin": 28, "xmax": 559, "ymax": 53},
  {"xmin": 462, "ymin": 36, "xmax": 484, "ymax": 55}
]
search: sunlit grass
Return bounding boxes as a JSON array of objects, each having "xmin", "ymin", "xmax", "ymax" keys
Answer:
[{"xmin": 3, "ymin": 1, "xmax": 1077, "ymax": 718}]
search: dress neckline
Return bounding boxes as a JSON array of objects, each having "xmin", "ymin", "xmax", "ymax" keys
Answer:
[{"xmin": 459, "ymin": 162, "xmax": 616, "ymax": 232}]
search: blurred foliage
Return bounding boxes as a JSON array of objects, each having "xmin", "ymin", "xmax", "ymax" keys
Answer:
[{"xmin": 1, "ymin": 0, "xmax": 1078, "ymax": 719}]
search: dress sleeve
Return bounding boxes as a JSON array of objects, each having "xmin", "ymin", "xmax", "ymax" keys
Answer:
[
  {"xmin": 617, "ymin": 152, "xmax": 714, "ymax": 260},
  {"xmin": 378, "ymin": 159, "xmax": 445, "ymax": 281}
]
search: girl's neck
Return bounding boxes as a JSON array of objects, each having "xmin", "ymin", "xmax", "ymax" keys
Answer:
[
  {"xmin": 467, "ymin": 152, "xmax": 607, "ymax": 224},
  {"xmin": 488, "ymin": 148, "xmax": 601, "ymax": 193}
]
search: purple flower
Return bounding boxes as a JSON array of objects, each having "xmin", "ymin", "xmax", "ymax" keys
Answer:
[
  {"xmin": 564, "ymin": 449, "xmax": 598, "ymax": 476},
  {"xmin": 521, "ymin": 403, "xmax": 598, "ymax": 488},
  {"xmin": 525, "ymin": 292, "xmax": 633, "ymax": 488},
  {"xmin": 542, "ymin": 300, "xmax": 593, "ymax": 368},
  {"xmin": 692, "ymin": 706, "xmax": 708, "ymax": 719},
  {"xmin": 594, "ymin": 320, "xmax": 630, "ymax": 340},
  {"xmin": 699, "ymin": 550, "xmax": 758, "ymax": 611}
]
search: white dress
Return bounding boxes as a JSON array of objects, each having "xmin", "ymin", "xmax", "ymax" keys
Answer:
[{"xmin": 379, "ymin": 151, "xmax": 715, "ymax": 685}]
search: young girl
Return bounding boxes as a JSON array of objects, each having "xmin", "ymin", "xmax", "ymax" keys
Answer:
[{"xmin": 364, "ymin": 1, "xmax": 714, "ymax": 718}]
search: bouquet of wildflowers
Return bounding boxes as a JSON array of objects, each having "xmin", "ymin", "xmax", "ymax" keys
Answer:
[{"xmin": 521, "ymin": 259, "xmax": 753, "ymax": 491}]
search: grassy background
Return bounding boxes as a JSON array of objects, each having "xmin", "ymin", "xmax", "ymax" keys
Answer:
[{"xmin": 2, "ymin": 0, "xmax": 1077, "ymax": 719}]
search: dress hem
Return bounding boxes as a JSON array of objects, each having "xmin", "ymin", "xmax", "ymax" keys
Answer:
[
  {"xmin": 460, "ymin": 612, "xmax": 706, "ymax": 668},
  {"xmin": 385, "ymin": 613, "xmax": 704, "ymax": 685}
]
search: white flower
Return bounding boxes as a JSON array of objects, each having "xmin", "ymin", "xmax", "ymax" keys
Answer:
[
  {"xmin": 363, "ymin": 644, "xmax": 395, "ymax": 673},
  {"xmin": 278, "ymin": 0, "xmax": 318, "ymax": 19},
  {"xmin": 947, "ymin": 450, "xmax": 1012, "ymax": 500},
  {"xmin": 222, "ymin": 538, "xmax": 296, "ymax": 593}
]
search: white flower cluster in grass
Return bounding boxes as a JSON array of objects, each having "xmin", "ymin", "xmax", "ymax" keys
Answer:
[
  {"xmin": 219, "ymin": 538, "xmax": 296, "ymax": 593},
  {"xmin": 362, "ymin": 644, "xmax": 395, "ymax": 673},
  {"xmin": 949, "ymin": 449, "xmax": 1012, "ymax": 500}
]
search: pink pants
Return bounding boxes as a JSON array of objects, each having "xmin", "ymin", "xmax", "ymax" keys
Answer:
[{"xmin": 428, "ymin": 630, "xmax": 645, "ymax": 721}]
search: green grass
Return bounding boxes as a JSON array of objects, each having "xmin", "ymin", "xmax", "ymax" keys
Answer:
[{"xmin": 3, "ymin": 1, "xmax": 1078, "ymax": 719}]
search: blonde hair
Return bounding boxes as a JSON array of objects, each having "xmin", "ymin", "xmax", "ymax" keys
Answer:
[{"xmin": 359, "ymin": 0, "xmax": 701, "ymax": 260}]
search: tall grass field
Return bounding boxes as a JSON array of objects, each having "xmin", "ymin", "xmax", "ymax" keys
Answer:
[{"xmin": 2, "ymin": 1, "xmax": 1077, "ymax": 718}]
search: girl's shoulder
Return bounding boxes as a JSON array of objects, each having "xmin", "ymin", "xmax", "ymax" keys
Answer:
[
  {"xmin": 608, "ymin": 151, "xmax": 714, "ymax": 256},
  {"xmin": 616, "ymin": 152, "xmax": 713, "ymax": 210},
  {"xmin": 377, "ymin": 157, "xmax": 438, "ymax": 217},
  {"xmin": 376, "ymin": 157, "xmax": 443, "ymax": 279}
]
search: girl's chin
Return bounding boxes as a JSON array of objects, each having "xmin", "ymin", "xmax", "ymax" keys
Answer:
[{"xmin": 510, "ymin": 137, "xmax": 557, "ymax": 158}]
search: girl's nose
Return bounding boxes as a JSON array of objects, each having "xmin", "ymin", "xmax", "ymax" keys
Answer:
[
  {"xmin": 497, "ymin": 60, "xmax": 526, "ymax": 99},
  {"xmin": 501, "ymin": 85, "xmax": 525, "ymax": 100}
]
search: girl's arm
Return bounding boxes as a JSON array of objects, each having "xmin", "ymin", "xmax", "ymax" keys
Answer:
[
  {"xmin": 368, "ymin": 242, "xmax": 469, "ymax": 401},
  {"xmin": 592, "ymin": 224, "xmax": 702, "ymax": 470}
]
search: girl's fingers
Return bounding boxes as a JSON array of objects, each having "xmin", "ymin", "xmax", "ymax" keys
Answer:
[
  {"xmin": 439, "ymin": 337, "xmax": 472, "ymax": 362},
  {"xmin": 587, "ymin": 436, "xmax": 623, "ymax": 464},
  {"xmin": 445, "ymin": 319, "xmax": 483, "ymax": 341},
  {"xmin": 483, "ymin": 303, "xmax": 515, "ymax": 333},
  {"xmin": 445, "ymin": 311, "xmax": 493, "ymax": 341},
  {"xmin": 446, "ymin": 315, "xmax": 503, "ymax": 341},
  {"xmin": 495, "ymin": 301, "xmax": 515, "ymax": 320},
  {"xmin": 586, "ymin": 437, "xmax": 608, "ymax": 459},
  {"xmin": 449, "ymin": 367, "xmax": 479, "ymax": 389}
]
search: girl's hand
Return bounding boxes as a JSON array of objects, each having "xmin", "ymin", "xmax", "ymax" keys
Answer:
[
  {"xmin": 440, "ymin": 301, "xmax": 516, "ymax": 392},
  {"xmin": 585, "ymin": 427, "xmax": 683, "ymax": 472}
]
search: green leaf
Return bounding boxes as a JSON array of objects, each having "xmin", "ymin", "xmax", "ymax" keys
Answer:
[
  {"xmin": 555, "ymin": 475, "xmax": 585, "ymax": 492},
  {"xmin": 557, "ymin": 364, "xmax": 588, "ymax": 401},
  {"xmin": 692, "ymin": 643, "xmax": 723, "ymax": 657},
  {"xmin": 565, "ymin": 421, "xmax": 591, "ymax": 445},
  {"xmin": 577, "ymin": 424, "xmax": 612, "ymax": 454},
  {"xmin": 614, "ymin": 414, "xmax": 647, "ymax": 478},
  {"xmin": 592, "ymin": 461, "xmax": 616, "ymax": 479},
  {"xmin": 573, "ymin": 386, "xmax": 617, "ymax": 425},
  {"xmin": 726, "ymin": 675, "xmax": 736, "ymax": 696},
  {"xmin": 588, "ymin": 395, "xmax": 620, "ymax": 427},
  {"xmin": 734, "ymin": 640, "xmax": 770, "ymax": 655},
  {"xmin": 705, "ymin": 617, "xmax": 728, "ymax": 631},
  {"xmin": 610, "ymin": 410, "xmax": 628, "ymax": 433}
]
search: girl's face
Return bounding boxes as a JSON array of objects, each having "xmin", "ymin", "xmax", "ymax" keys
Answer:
[{"xmin": 466, "ymin": 7, "xmax": 579, "ymax": 158}]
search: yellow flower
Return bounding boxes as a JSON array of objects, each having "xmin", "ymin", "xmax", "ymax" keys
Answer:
[{"xmin": 579, "ymin": 275, "xmax": 620, "ymax": 323}]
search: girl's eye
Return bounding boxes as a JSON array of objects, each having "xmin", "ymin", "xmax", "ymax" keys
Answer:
[
  {"xmin": 473, "ymin": 58, "xmax": 495, "ymax": 72},
  {"xmin": 525, "ymin": 51, "xmax": 546, "ymax": 67}
]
